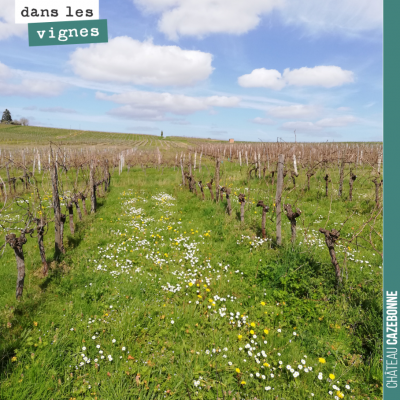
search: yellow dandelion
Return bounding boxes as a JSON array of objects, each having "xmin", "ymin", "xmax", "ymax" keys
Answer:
[{"xmin": 319, "ymin": 358, "xmax": 326, "ymax": 364}]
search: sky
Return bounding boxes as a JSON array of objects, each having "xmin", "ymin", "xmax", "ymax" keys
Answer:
[{"xmin": 0, "ymin": 0, "xmax": 382, "ymax": 142}]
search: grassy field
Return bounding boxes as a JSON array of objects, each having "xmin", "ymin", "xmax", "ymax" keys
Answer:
[
  {"xmin": 0, "ymin": 162, "xmax": 382, "ymax": 399},
  {"xmin": 0, "ymin": 124, "xmax": 223, "ymax": 149}
]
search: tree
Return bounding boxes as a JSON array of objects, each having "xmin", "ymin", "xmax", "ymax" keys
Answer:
[
  {"xmin": 161, "ymin": 131, "xmax": 164, "ymax": 138},
  {"xmin": 20, "ymin": 117, "xmax": 29, "ymax": 126},
  {"xmin": 1, "ymin": 109, "xmax": 12, "ymax": 123}
]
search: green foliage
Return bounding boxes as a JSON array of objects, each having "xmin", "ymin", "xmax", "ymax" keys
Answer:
[{"xmin": 1, "ymin": 109, "xmax": 12, "ymax": 123}]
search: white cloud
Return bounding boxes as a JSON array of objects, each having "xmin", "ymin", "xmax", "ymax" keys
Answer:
[
  {"xmin": 238, "ymin": 69, "xmax": 285, "ymax": 90},
  {"xmin": 283, "ymin": 66, "xmax": 354, "ymax": 88},
  {"xmin": 70, "ymin": 37, "xmax": 213, "ymax": 87},
  {"xmin": 0, "ymin": 2, "xmax": 27, "ymax": 40},
  {"xmin": 0, "ymin": 62, "xmax": 13, "ymax": 79},
  {"xmin": 238, "ymin": 66, "xmax": 354, "ymax": 90},
  {"xmin": 268, "ymin": 104, "xmax": 320, "ymax": 119},
  {"xmin": 0, "ymin": 61, "xmax": 66, "ymax": 97},
  {"xmin": 281, "ymin": 121, "xmax": 322, "ymax": 132},
  {"xmin": 97, "ymin": 90, "xmax": 240, "ymax": 120},
  {"xmin": 134, "ymin": 0, "xmax": 282, "ymax": 40},
  {"xmin": 281, "ymin": 115, "xmax": 357, "ymax": 133},
  {"xmin": 316, "ymin": 115, "xmax": 357, "ymax": 127},
  {"xmin": 252, "ymin": 117, "xmax": 275, "ymax": 125},
  {"xmin": 39, "ymin": 107, "xmax": 78, "ymax": 114},
  {"xmin": 281, "ymin": 0, "xmax": 382, "ymax": 37},
  {"xmin": 133, "ymin": 0, "xmax": 381, "ymax": 39}
]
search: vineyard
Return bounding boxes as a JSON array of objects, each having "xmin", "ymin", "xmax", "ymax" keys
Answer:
[{"xmin": 0, "ymin": 134, "xmax": 382, "ymax": 400}]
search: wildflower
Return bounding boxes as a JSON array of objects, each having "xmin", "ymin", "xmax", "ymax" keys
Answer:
[
  {"xmin": 261, "ymin": 301, "xmax": 266, "ymax": 306},
  {"xmin": 319, "ymin": 358, "xmax": 326, "ymax": 363},
  {"xmin": 250, "ymin": 330, "xmax": 255, "ymax": 335},
  {"xmin": 171, "ymin": 320, "xmax": 174, "ymax": 324},
  {"xmin": 329, "ymin": 374, "xmax": 335, "ymax": 380},
  {"xmin": 112, "ymin": 339, "xmax": 116, "ymax": 343},
  {"xmin": 337, "ymin": 392, "xmax": 344, "ymax": 399},
  {"xmin": 293, "ymin": 332, "xmax": 297, "ymax": 336},
  {"xmin": 301, "ymin": 359, "xmax": 306, "ymax": 364},
  {"xmin": 250, "ymin": 322, "xmax": 256, "ymax": 327},
  {"xmin": 270, "ymin": 373, "xmax": 274, "ymax": 378},
  {"xmin": 96, "ymin": 345, "xmax": 101, "ymax": 349},
  {"xmin": 265, "ymin": 386, "xmax": 271, "ymax": 391},
  {"xmin": 263, "ymin": 362, "xmax": 270, "ymax": 367},
  {"xmin": 33, "ymin": 321, "xmax": 38, "ymax": 327},
  {"xmin": 293, "ymin": 371, "xmax": 299, "ymax": 378},
  {"xmin": 92, "ymin": 336, "xmax": 96, "ymax": 340},
  {"xmin": 11, "ymin": 357, "xmax": 17, "ymax": 362},
  {"xmin": 122, "ymin": 347, "xmax": 126, "ymax": 351},
  {"xmin": 82, "ymin": 347, "xmax": 87, "ymax": 351},
  {"xmin": 318, "ymin": 373, "xmax": 323, "ymax": 380},
  {"xmin": 189, "ymin": 282, "xmax": 193, "ymax": 287},
  {"xmin": 236, "ymin": 368, "xmax": 241, "ymax": 373},
  {"xmin": 345, "ymin": 385, "xmax": 350, "ymax": 390},
  {"xmin": 241, "ymin": 381, "xmax": 246, "ymax": 385},
  {"xmin": 277, "ymin": 329, "xmax": 281, "ymax": 333},
  {"xmin": 264, "ymin": 329, "xmax": 269, "ymax": 334}
]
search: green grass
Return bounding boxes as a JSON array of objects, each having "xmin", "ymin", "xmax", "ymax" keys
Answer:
[
  {"xmin": 0, "ymin": 163, "xmax": 382, "ymax": 399},
  {"xmin": 0, "ymin": 124, "xmax": 223, "ymax": 149}
]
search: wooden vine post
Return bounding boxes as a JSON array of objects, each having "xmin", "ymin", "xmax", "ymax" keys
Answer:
[
  {"xmin": 256, "ymin": 201, "xmax": 269, "ymax": 239},
  {"xmin": 319, "ymin": 228, "xmax": 342, "ymax": 285},
  {"xmin": 215, "ymin": 156, "xmax": 221, "ymax": 202},
  {"xmin": 206, "ymin": 179, "xmax": 214, "ymax": 201},
  {"xmin": 51, "ymin": 149, "xmax": 65, "ymax": 256},
  {"xmin": 372, "ymin": 176, "xmax": 383, "ymax": 207},
  {"xmin": 90, "ymin": 160, "xmax": 97, "ymax": 214},
  {"xmin": 276, "ymin": 154, "xmax": 284, "ymax": 246},
  {"xmin": 33, "ymin": 218, "xmax": 48, "ymax": 276},
  {"xmin": 6, "ymin": 230, "xmax": 31, "ymax": 299},
  {"xmin": 324, "ymin": 174, "xmax": 330, "ymax": 197},
  {"xmin": 73, "ymin": 195, "xmax": 83, "ymax": 221},
  {"xmin": 348, "ymin": 171, "xmax": 357, "ymax": 201},
  {"xmin": 284, "ymin": 204, "xmax": 301, "ymax": 244},
  {"xmin": 198, "ymin": 181, "xmax": 205, "ymax": 200},
  {"xmin": 338, "ymin": 158, "xmax": 345, "ymax": 197},
  {"xmin": 238, "ymin": 194, "xmax": 246, "ymax": 222},
  {"xmin": 221, "ymin": 187, "xmax": 232, "ymax": 215},
  {"xmin": 180, "ymin": 154, "xmax": 185, "ymax": 186},
  {"xmin": 306, "ymin": 170, "xmax": 315, "ymax": 191},
  {"xmin": 80, "ymin": 193, "xmax": 88, "ymax": 215},
  {"xmin": 67, "ymin": 199, "xmax": 75, "ymax": 235}
]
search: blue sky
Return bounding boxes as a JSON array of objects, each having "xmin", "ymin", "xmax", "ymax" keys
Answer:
[{"xmin": 0, "ymin": 0, "xmax": 382, "ymax": 142}]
